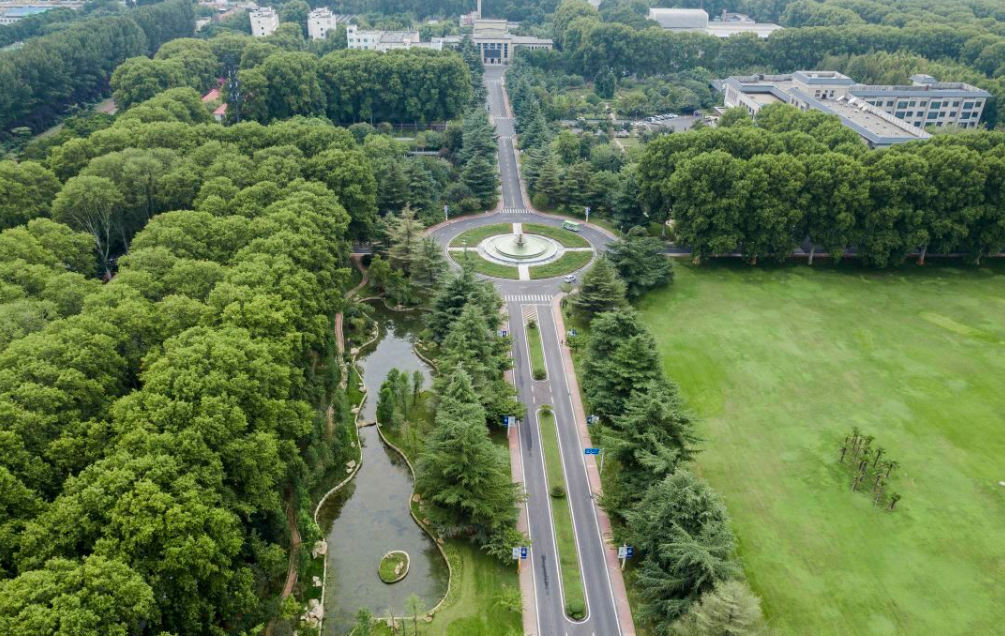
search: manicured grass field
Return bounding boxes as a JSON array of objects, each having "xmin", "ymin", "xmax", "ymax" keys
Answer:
[
  {"xmin": 530, "ymin": 251, "xmax": 593, "ymax": 280},
  {"xmin": 538, "ymin": 408, "xmax": 587, "ymax": 619},
  {"xmin": 524, "ymin": 223, "xmax": 591, "ymax": 247},
  {"xmin": 450, "ymin": 224, "xmax": 512, "ymax": 247},
  {"xmin": 449, "ymin": 250, "xmax": 520, "ymax": 279},
  {"xmin": 636, "ymin": 262, "xmax": 1005, "ymax": 636},
  {"xmin": 526, "ymin": 321, "xmax": 547, "ymax": 380}
]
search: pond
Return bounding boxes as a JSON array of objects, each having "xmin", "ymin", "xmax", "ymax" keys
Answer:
[{"xmin": 317, "ymin": 303, "xmax": 447, "ymax": 634}]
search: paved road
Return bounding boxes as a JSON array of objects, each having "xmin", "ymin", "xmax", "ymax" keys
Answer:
[{"xmin": 429, "ymin": 65, "xmax": 624, "ymax": 636}]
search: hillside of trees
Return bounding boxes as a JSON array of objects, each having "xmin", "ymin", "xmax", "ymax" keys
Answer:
[{"xmin": 0, "ymin": 0, "xmax": 194, "ymax": 134}]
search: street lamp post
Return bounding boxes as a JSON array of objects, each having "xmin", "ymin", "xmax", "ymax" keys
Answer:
[
  {"xmin": 444, "ymin": 204, "xmax": 449, "ymax": 222},
  {"xmin": 584, "ymin": 206, "xmax": 591, "ymax": 224}
]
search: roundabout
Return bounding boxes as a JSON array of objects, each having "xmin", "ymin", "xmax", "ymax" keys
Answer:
[{"xmin": 445, "ymin": 220, "xmax": 599, "ymax": 282}]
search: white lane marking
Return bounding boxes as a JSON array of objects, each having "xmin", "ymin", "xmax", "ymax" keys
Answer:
[
  {"xmin": 505, "ymin": 295, "xmax": 553, "ymax": 303},
  {"xmin": 519, "ymin": 265, "xmax": 530, "ymax": 281},
  {"xmin": 513, "ymin": 222, "xmax": 523, "ymax": 234},
  {"xmin": 513, "ymin": 322, "xmax": 543, "ymax": 636},
  {"xmin": 550, "ymin": 305, "xmax": 625, "ymax": 636}
]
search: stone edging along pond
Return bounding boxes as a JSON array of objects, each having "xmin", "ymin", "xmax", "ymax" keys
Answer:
[
  {"xmin": 379, "ymin": 550, "xmax": 411, "ymax": 584},
  {"xmin": 312, "ymin": 309, "xmax": 455, "ymax": 626},
  {"xmin": 311, "ymin": 324, "xmax": 378, "ymax": 636}
]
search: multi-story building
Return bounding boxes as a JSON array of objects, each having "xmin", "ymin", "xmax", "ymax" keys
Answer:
[
  {"xmin": 346, "ymin": 24, "xmax": 425, "ymax": 51},
  {"xmin": 648, "ymin": 8, "xmax": 782, "ymax": 38},
  {"xmin": 308, "ymin": 7, "xmax": 336, "ymax": 41},
  {"xmin": 441, "ymin": 18, "xmax": 552, "ymax": 65},
  {"xmin": 249, "ymin": 7, "xmax": 279, "ymax": 37},
  {"xmin": 718, "ymin": 70, "xmax": 990, "ymax": 148}
]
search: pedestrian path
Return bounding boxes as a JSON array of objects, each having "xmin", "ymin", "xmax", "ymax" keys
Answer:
[
  {"xmin": 500, "ymin": 208, "xmax": 531, "ymax": 214},
  {"xmin": 504, "ymin": 294, "xmax": 553, "ymax": 303}
]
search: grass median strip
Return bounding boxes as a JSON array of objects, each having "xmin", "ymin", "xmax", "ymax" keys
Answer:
[
  {"xmin": 530, "ymin": 250, "xmax": 593, "ymax": 280},
  {"xmin": 527, "ymin": 320, "xmax": 547, "ymax": 380},
  {"xmin": 524, "ymin": 223, "xmax": 591, "ymax": 248},
  {"xmin": 449, "ymin": 223, "xmax": 513, "ymax": 247},
  {"xmin": 538, "ymin": 407, "xmax": 586, "ymax": 620}
]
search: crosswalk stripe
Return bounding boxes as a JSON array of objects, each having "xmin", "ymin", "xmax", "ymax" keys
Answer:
[
  {"xmin": 504, "ymin": 294, "xmax": 553, "ymax": 303},
  {"xmin": 501, "ymin": 208, "xmax": 530, "ymax": 214}
]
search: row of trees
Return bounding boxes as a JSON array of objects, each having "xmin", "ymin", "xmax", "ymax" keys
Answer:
[
  {"xmin": 0, "ymin": 115, "xmax": 359, "ymax": 633},
  {"xmin": 507, "ymin": 59, "xmax": 651, "ymax": 230},
  {"xmin": 638, "ymin": 104, "xmax": 1005, "ymax": 266},
  {"xmin": 0, "ymin": 0, "xmax": 194, "ymax": 132},
  {"xmin": 543, "ymin": 0, "xmax": 1005, "ymax": 126},
  {"xmin": 414, "ymin": 264, "xmax": 524, "ymax": 559},
  {"xmin": 569, "ymin": 259, "xmax": 766, "ymax": 635},
  {"xmin": 237, "ymin": 48, "xmax": 473, "ymax": 124}
]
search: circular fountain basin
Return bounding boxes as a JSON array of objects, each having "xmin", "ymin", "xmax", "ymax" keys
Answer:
[{"xmin": 482, "ymin": 233, "xmax": 560, "ymax": 265}]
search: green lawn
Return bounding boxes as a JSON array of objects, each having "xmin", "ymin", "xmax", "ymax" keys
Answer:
[
  {"xmin": 538, "ymin": 408, "xmax": 587, "ymax": 619},
  {"xmin": 524, "ymin": 223, "xmax": 591, "ymax": 248},
  {"xmin": 530, "ymin": 251, "xmax": 593, "ymax": 280},
  {"xmin": 527, "ymin": 321, "xmax": 547, "ymax": 380},
  {"xmin": 636, "ymin": 262, "xmax": 1005, "ymax": 636},
  {"xmin": 450, "ymin": 224, "xmax": 512, "ymax": 247}
]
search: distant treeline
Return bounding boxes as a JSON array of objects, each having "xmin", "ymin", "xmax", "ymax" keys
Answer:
[
  {"xmin": 0, "ymin": 0, "xmax": 194, "ymax": 133},
  {"xmin": 538, "ymin": 0, "xmax": 1005, "ymax": 127}
]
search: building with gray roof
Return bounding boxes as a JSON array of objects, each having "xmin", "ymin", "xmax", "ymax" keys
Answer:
[{"xmin": 718, "ymin": 70, "xmax": 990, "ymax": 147}]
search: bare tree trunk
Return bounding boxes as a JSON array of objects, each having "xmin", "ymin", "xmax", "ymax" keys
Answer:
[
  {"xmin": 839, "ymin": 446, "xmax": 847, "ymax": 462},
  {"xmin": 808, "ymin": 245, "xmax": 815, "ymax": 265},
  {"xmin": 692, "ymin": 254, "xmax": 701, "ymax": 266},
  {"xmin": 918, "ymin": 244, "xmax": 927, "ymax": 265},
  {"xmin": 874, "ymin": 486, "xmax": 883, "ymax": 506}
]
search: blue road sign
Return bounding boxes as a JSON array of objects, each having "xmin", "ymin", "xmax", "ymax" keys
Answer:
[
  {"xmin": 520, "ymin": 547, "xmax": 528, "ymax": 559},
  {"xmin": 626, "ymin": 546, "xmax": 634, "ymax": 558},
  {"xmin": 584, "ymin": 448, "xmax": 601, "ymax": 455}
]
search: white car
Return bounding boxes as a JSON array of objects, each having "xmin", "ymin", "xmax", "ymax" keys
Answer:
[{"xmin": 564, "ymin": 274, "xmax": 577, "ymax": 283}]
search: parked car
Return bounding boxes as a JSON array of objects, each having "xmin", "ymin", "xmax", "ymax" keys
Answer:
[{"xmin": 564, "ymin": 274, "xmax": 577, "ymax": 283}]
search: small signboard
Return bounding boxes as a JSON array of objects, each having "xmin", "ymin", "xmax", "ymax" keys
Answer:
[
  {"xmin": 618, "ymin": 546, "xmax": 627, "ymax": 559},
  {"xmin": 512, "ymin": 547, "xmax": 521, "ymax": 560},
  {"xmin": 498, "ymin": 329, "xmax": 509, "ymax": 337},
  {"xmin": 584, "ymin": 448, "xmax": 601, "ymax": 455},
  {"xmin": 520, "ymin": 547, "xmax": 528, "ymax": 560},
  {"xmin": 626, "ymin": 546, "xmax": 634, "ymax": 558}
]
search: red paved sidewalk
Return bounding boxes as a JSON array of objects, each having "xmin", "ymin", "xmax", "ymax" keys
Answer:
[{"xmin": 551, "ymin": 295, "xmax": 637, "ymax": 636}]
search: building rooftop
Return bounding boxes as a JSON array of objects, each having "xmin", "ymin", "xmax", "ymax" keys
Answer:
[
  {"xmin": 201, "ymin": 88, "xmax": 221, "ymax": 103},
  {"xmin": 706, "ymin": 22, "xmax": 781, "ymax": 37},
  {"xmin": 648, "ymin": 8, "xmax": 709, "ymax": 29},
  {"xmin": 1, "ymin": 5, "xmax": 51, "ymax": 16}
]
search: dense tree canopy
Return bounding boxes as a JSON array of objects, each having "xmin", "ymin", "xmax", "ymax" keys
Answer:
[
  {"xmin": 638, "ymin": 104, "xmax": 1005, "ymax": 265},
  {"xmin": 0, "ymin": 0, "xmax": 195, "ymax": 133}
]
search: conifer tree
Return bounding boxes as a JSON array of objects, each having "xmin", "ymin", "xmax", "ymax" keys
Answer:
[{"xmin": 572, "ymin": 256, "xmax": 626, "ymax": 317}]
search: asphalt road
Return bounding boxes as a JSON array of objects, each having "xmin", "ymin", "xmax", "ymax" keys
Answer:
[{"xmin": 429, "ymin": 65, "xmax": 624, "ymax": 636}]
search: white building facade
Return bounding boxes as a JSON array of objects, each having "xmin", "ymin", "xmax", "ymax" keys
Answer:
[
  {"xmin": 249, "ymin": 7, "xmax": 279, "ymax": 37},
  {"xmin": 308, "ymin": 7, "xmax": 336, "ymax": 41},
  {"xmin": 719, "ymin": 71, "xmax": 990, "ymax": 147}
]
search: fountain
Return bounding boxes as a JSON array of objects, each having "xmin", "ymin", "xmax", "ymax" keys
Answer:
[{"xmin": 482, "ymin": 232, "xmax": 559, "ymax": 264}]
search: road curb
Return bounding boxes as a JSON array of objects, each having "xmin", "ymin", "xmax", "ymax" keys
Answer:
[{"xmin": 551, "ymin": 294, "xmax": 637, "ymax": 636}]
